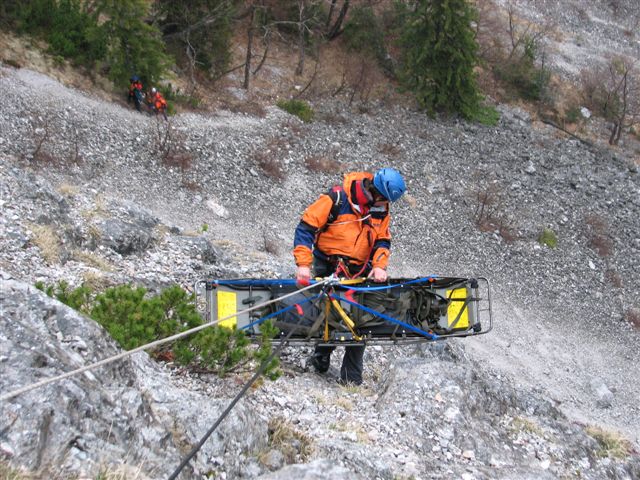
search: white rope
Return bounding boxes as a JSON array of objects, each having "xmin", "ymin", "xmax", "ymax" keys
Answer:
[{"xmin": 0, "ymin": 279, "xmax": 329, "ymax": 402}]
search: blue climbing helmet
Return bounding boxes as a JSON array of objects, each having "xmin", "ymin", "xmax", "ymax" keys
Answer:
[{"xmin": 373, "ymin": 168, "xmax": 406, "ymax": 202}]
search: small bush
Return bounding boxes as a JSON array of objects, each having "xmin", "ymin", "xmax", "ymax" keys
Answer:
[
  {"xmin": 304, "ymin": 154, "xmax": 342, "ymax": 173},
  {"xmin": 493, "ymin": 33, "xmax": 551, "ymax": 102},
  {"xmin": 625, "ymin": 308, "xmax": 640, "ymax": 329},
  {"xmin": 564, "ymin": 105, "xmax": 582, "ymax": 124},
  {"xmin": 473, "ymin": 185, "xmax": 518, "ymax": 242},
  {"xmin": 35, "ymin": 281, "xmax": 280, "ymax": 379},
  {"xmin": 585, "ymin": 214, "xmax": 613, "ymax": 257},
  {"xmin": 377, "ymin": 143, "xmax": 403, "ymax": 158},
  {"xmin": 474, "ymin": 105, "xmax": 501, "ymax": 126},
  {"xmin": 254, "ymin": 152, "xmax": 286, "ymax": 180},
  {"xmin": 277, "ymin": 99, "xmax": 314, "ymax": 123},
  {"xmin": 223, "ymin": 101, "xmax": 267, "ymax": 118},
  {"xmin": 538, "ymin": 228, "xmax": 558, "ymax": 248},
  {"xmin": 36, "ymin": 279, "xmax": 92, "ymax": 312},
  {"xmin": 605, "ymin": 269, "xmax": 623, "ymax": 288},
  {"xmin": 0, "ymin": 461, "xmax": 27, "ymax": 480},
  {"xmin": 159, "ymin": 84, "xmax": 200, "ymax": 113},
  {"xmin": 3, "ymin": 58, "xmax": 22, "ymax": 69},
  {"xmin": 253, "ymin": 137, "xmax": 287, "ymax": 180},
  {"xmin": 495, "ymin": 60, "xmax": 550, "ymax": 101}
]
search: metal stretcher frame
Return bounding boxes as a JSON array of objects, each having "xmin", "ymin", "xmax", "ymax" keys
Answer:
[{"xmin": 196, "ymin": 276, "xmax": 493, "ymax": 346}]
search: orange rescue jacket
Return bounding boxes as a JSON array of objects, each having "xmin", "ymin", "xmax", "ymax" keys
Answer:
[
  {"xmin": 150, "ymin": 92, "xmax": 167, "ymax": 110},
  {"xmin": 293, "ymin": 172, "xmax": 392, "ymax": 270}
]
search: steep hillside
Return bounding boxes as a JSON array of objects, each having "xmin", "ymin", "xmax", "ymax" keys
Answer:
[{"xmin": 1, "ymin": 59, "xmax": 639, "ymax": 479}]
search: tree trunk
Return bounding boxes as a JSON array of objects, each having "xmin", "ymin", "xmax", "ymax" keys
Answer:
[
  {"xmin": 326, "ymin": 0, "xmax": 337, "ymax": 28},
  {"xmin": 243, "ymin": 5, "xmax": 256, "ymax": 89},
  {"xmin": 327, "ymin": 0, "xmax": 349, "ymax": 40},
  {"xmin": 609, "ymin": 122, "xmax": 621, "ymax": 145},
  {"xmin": 295, "ymin": 0, "xmax": 306, "ymax": 75},
  {"xmin": 253, "ymin": 29, "xmax": 270, "ymax": 75}
]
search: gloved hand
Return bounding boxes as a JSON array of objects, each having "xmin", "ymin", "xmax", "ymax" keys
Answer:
[
  {"xmin": 296, "ymin": 265, "xmax": 311, "ymax": 286},
  {"xmin": 368, "ymin": 267, "xmax": 387, "ymax": 282}
]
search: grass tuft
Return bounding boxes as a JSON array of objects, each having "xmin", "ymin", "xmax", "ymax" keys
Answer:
[
  {"xmin": 538, "ymin": 228, "xmax": 558, "ymax": 248},
  {"xmin": 586, "ymin": 426, "xmax": 632, "ymax": 459},
  {"xmin": 267, "ymin": 417, "xmax": 313, "ymax": 463},
  {"xmin": 30, "ymin": 224, "xmax": 61, "ymax": 264}
]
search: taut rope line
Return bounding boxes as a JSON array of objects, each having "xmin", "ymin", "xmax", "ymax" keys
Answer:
[{"xmin": 0, "ymin": 280, "xmax": 329, "ymax": 402}]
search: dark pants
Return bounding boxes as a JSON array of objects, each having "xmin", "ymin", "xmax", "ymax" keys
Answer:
[
  {"xmin": 128, "ymin": 92, "xmax": 142, "ymax": 112},
  {"xmin": 312, "ymin": 344, "xmax": 365, "ymax": 385},
  {"xmin": 311, "ymin": 254, "xmax": 368, "ymax": 384}
]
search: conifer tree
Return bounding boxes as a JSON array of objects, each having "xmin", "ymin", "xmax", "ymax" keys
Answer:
[
  {"xmin": 158, "ymin": 0, "xmax": 235, "ymax": 80},
  {"xmin": 398, "ymin": 0, "xmax": 484, "ymax": 120},
  {"xmin": 96, "ymin": 0, "xmax": 171, "ymax": 87}
]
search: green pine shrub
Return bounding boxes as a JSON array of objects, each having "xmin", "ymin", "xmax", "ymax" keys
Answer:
[
  {"xmin": 35, "ymin": 281, "xmax": 280, "ymax": 379},
  {"xmin": 396, "ymin": 0, "xmax": 487, "ymax": 122},
  {"xmin": 277, "ymin": 99, "xmax": 315, "ymax": 122},
  {"xmin": 4, "ymin": 0, "xmax": 171, "ymax": 88},
  {"xmin": 35, "ymin": 279, "xmax": 92, "ymax": 312},
  {"xmin": 343, "ymin": 5, "xmax": 392, "ymax": 74},
  {"xmin": 6, "ymin": 0, "xmax": 107, "ymax": 69}
]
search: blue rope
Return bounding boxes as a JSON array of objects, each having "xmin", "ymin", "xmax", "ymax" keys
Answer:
[
  {"xmin": 214, "ymin": 279, "xmax": 300, "ymax": 287},
  {"xmin": 330, "ymin": 293, "xmax": 439, "ymax": 340},
  {"xmin": 333, "ymin": 276, "xmax": 438, "ymax": 292},
  {"xmin": 239, "ymin": 293, "xmax": 322, "ymax": 332}
]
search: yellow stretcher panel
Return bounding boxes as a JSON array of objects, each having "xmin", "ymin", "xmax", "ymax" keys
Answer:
[
  {"xmin": 217, "ymin": 290, "xmax": 237, "ymax": 328},
  {"xmin": 446, "ymin": 288, "xmax": 469, "ymax": 329}
]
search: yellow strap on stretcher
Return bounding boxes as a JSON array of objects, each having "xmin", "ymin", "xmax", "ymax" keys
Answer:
[{"xmin": 329, "ymin": 297, "xmax": 362, "ymax": 341}]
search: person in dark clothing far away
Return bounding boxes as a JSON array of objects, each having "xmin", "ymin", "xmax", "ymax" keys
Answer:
[
  {"xmin": 128, "ymin": 75, "xmax": 144, "ymax": 112},
  {"xmin": 293, "ymin": 168, "xmax": 406, "ymax": 385}
]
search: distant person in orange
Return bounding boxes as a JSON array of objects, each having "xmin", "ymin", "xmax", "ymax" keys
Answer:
[
  {"xmin": 293, "ymin": 168, "xmax": 406, "ymax": 385},
  {"xmin": 148, "ymin": 87, "xmax": 168, "ymax": 120},
  {"xmin": 128, "ymin": 75, "xmax": 144, "ymax": 112}
]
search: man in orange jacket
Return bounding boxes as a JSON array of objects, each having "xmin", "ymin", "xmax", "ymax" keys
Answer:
[
  {"xmin": 148, "ymin": 87, "xmax": 168, "ymax": 120},
  {"xmin": 293, "ymin": 168, "xmax": 406, "ymax": 384}
]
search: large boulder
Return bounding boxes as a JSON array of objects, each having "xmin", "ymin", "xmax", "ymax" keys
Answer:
[
  {"xmin": 0, "ymin": 277, "xmax": 267, "ymax": 479},
  {"xmin": 99, "ymin": 218, "xmax": 154, "ymax": 255}
]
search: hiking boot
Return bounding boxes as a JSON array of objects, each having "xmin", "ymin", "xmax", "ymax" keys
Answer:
[{"xmin": 309, "ymin": 354, "xmax": 330, "ymax": 373}]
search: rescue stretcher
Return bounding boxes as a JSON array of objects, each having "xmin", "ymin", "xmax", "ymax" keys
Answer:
[{"xmin": 197, "ymin": 276, "xmax": 492, "ymax": 346}]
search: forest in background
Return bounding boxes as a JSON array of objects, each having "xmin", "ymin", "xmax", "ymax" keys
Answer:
[{"xmin": 1, "ymin": 0, "xmax": 638, "ymax": 144}]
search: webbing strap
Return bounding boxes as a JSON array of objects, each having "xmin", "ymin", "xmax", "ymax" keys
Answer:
[
  {"xmin": 330, "ymin": 293, "xmax": 439, "ymax": 340},
  {"xmin": 239, "ymin": 293, "xmax": 321, "ymax": 332}
]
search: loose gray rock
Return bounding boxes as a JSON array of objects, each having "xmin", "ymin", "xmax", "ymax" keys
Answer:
[
  {"xmin": 256, "ymin": 459, "xmax": 363, "ymax": 480},
  {"xmin": 0, "ymin": 278, "xmax": 267, "ymax": 479},
  {"xmin": 99, "ymin": 218, "xmax": 154, "ymax": 255}
]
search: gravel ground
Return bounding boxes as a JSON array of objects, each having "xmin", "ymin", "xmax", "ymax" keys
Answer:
[
  {"xmin": 0, "ymin": 60, "xmax": 639, "ymax": 478},
  {"xmin": 493, "ymin": 0, "xmax": 640, "ymax": 79}
]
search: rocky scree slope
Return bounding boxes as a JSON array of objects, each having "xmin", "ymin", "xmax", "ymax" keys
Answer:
[
  {"xmin": 0, "ymin": 65, "xmax": 639, "ymax": 478},
  {"xmin": 2, "ymin": 279, "xmax": 639, "ymax": 480}
]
